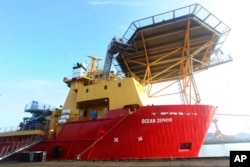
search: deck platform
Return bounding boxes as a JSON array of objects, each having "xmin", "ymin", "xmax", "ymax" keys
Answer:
[{"xmin": 114, "ymin": 4, "xmax": 231, "ymax": 84}]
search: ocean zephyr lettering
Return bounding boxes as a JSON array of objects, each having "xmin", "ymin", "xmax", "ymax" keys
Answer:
[{"xmin": 141, "ymin": 118, "xmax": 172, "ymax": 124}]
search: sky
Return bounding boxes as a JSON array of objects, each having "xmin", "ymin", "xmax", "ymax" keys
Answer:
[{"xmin": 0, "ymin": 0, "xmax": 250, "ymax": 134}]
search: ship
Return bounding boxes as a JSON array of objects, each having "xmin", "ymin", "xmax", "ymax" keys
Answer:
[{"xmin": 0, "ymin": 4, "xmax": 232, "ymax": 161}]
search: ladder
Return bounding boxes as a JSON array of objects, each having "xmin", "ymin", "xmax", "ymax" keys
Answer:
[{"xmin": 0, "ymin": 134, "xmax": 44, "ymax": 160}]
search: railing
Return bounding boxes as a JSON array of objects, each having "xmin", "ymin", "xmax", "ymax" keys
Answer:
[
  {"xmin": 210, "ymin": 53, "xmax": 233, "ymax": 67},
  {"xmin": 25, "ymin": 101, "xmax": 55, "ymax": 112},
  {"xmin": 0, "ymin": 124, "xmax": 48, "ymax": 133},
  {"xmin": 122, "ymin": 3, "xmax": 230, "ymax": 42},
  {"xmin": 0, "ymin": 135, "xmax": 45, "ymax": 160},
  {"xmin": 0, "ymin": 126, "xmax": 20, "ymax": 133},
  {"xmin": 64, "ymin": 70, "xmax": 144, "ymax": 85}
]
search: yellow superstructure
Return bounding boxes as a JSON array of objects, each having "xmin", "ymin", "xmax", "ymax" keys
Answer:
[{"xmin": 62, "ymin": 56, "xmax": 149, "ymax": 122}]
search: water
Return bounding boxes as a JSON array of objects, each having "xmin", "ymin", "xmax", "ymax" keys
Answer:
[{"xmin": 199, "ymin": 143, "xmax": 250, "ymax": 157}]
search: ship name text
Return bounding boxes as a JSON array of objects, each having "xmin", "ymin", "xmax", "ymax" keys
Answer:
[{"xmin": 141, "ymin": 118, "xmax": 172, "ymax": 124}]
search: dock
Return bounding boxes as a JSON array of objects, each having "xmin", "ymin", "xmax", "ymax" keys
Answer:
[{"xmin": 0, "ymin": 157, "xmax": 229, "ymax": 167}]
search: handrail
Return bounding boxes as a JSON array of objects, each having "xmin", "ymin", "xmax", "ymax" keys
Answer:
[
  {"xmin": 0, "ymin": 126, "xmax": 20, "ymax": 133},
  {"xmin": 122, "ymin": 3, "xmax": 230, "ymax": 42},
  {"xmin": 0, "ymin": 134, "xmax": 45, "ymax": 160},
  {"xmin": 0, "ymin": 124, "xmax": 48, "ymax": 133},
  {"xmin": 24, "ymin": 101, "xmax": 55, "ymax": 112}
]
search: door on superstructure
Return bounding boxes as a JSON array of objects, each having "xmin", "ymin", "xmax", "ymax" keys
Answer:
[{"xmin": 77, "ymin": 98, "xmax": 109, "ymax": 120}]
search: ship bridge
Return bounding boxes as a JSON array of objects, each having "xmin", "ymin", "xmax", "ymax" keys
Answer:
[{"xmin": 104, "ymin": 4, "xmax": 231, "ymax": 104}]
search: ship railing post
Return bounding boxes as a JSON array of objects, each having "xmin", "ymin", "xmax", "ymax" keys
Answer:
[
  {"xmin": 25, "ymin": 138, "xmax": 29, "ymax": 146},
  {"xmin": 19, "ymin": 141, "xmax": 22, "ymax": 148},
  {"xmin": 29, "ymin": 136, "xmax": 32, "ymax": 144},
  {"xmin": 14, "ymin": 143, "xmax": 17, "ymax": 153},
  {"xmin": 25, "ymin": 139, "xmax": 27, "ymax": 147},
  {"xmin": 11, "ymin": 142, "xmax": 15, "ymax": 152},
  {"xmin": 27, "ymin": 136, "xmax": 30, "ymax": 145},
  {"xmin": 2, "ymin": 147, "xmax": 6, "ymax": 156},
  {"xmin": 22, "ymin": 139, "xmax": 25, "ymax": 147},
  {"xmin": 0, "ymin": 147, "xmax": 2, "ymax": 156},
  {"xmin": 26, "ymin": 137, "xmax": 29, "ymax": 146},
  {"xmin": 34, "ymin": 135, "xmax": 37, "ymax": 143},
  {"xmin": 21, "ymin": 140, "xmax": 24, "ymax": 148},
  {"xmin": 0, "ymin": 146, "xmax": 5, "ymax": 156},
  {"xmin": 5, "ymin": 146, "xmax": 9, "ymax": 156},
  {"xmin": 23, "ymin": 139, "xmax": 25, "ymax": 147},
  {"xmin": 16, "ymin": 142, "xmax": 20, "ymax": 151},
  {"xmin": 31, "ymin": 136, "xmax": 34, "ymax": 144}
]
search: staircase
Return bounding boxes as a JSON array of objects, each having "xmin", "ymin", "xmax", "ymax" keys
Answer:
[
  {"xmin": 0, "ymin": 134, "xmax": 44, "ymax": 160},
  {"xmin": 103, "ymin": 38, "xmax": 129, "ymax": 74}
]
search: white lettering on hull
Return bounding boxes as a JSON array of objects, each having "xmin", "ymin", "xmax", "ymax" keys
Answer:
[
  {"xmin": 157, "ymin": 118, "xmax": 172, "ymax": 123},
  {"xmin": 141, "ymin": 119, "xmax": 156, "ymax": 124},
  {"xmin": 141, "ymin": 118, "xmax": 172, "ymax": 124}
]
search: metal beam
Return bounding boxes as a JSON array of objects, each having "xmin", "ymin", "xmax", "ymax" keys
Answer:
[{"xmin": 141, "ymin": 31, "xmax": 152, "ymax": 84}]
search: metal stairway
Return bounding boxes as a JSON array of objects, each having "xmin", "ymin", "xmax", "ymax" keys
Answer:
[
  {"xmin": 103, "ymin": 38, "xmax": 130, "ymax": 75},
  {"xmin": 0, "ymin": 134, "xmax": 44, "ymax": 160}
]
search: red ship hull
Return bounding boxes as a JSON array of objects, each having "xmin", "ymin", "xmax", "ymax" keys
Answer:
[{"xmin": 27, "ymin": 104, "xmax": 215, "ymax": 160}]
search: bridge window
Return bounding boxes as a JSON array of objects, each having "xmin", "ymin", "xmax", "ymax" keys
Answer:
[
  {"xmin": 86, "ymin": 88, "xmax": 89, "ymax": 93},
  {"xmin": 118, "ymin": 83, "xmax": 122, "ymax": 87},
  {"xmin": 104, "ymin": 85, "xmax": 107, "ymax": 90}
]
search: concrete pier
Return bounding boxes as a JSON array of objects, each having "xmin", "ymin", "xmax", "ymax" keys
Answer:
[{"xmin": 0, "ymin": 157, "xmax": 229, "ymax": 167}]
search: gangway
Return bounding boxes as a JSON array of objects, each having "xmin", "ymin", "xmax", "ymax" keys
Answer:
[{"xmin": 0, "ymin": 129, "xmax": 46, "ymax": 160}]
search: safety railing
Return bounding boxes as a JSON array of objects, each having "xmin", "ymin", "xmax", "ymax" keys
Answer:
[
  {"xmin": 0, "ymin": 126, "xmax": 20, "ymax": 133},
  {"xmin": 24, "ymin": 101, "xmax": 55, "ymax": 113},
  {"xmin": 0, "ymin": 124, "xmax": 48, "ymax": 133},
  {"xmin": 122, "ymin": 3, "xmax": 230, "ymax": 42},
  {"xmin": 0, "ymin": 134, "xmax": 45, "ymax": 160}
]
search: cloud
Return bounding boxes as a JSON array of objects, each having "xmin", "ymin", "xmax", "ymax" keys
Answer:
[{"xmin": 87, "ymin": 0, "xmax": 144, "ymax": 6}]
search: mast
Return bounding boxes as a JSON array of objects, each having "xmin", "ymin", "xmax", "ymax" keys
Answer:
[{"xmin": 87, "ymin": 55, "xmax": 102, "ymax": 72}]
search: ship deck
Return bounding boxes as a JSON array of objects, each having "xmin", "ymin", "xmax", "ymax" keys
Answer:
[{"xmin": 0, "ymin": 130, "xmax": 46, "ymax": 137}]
